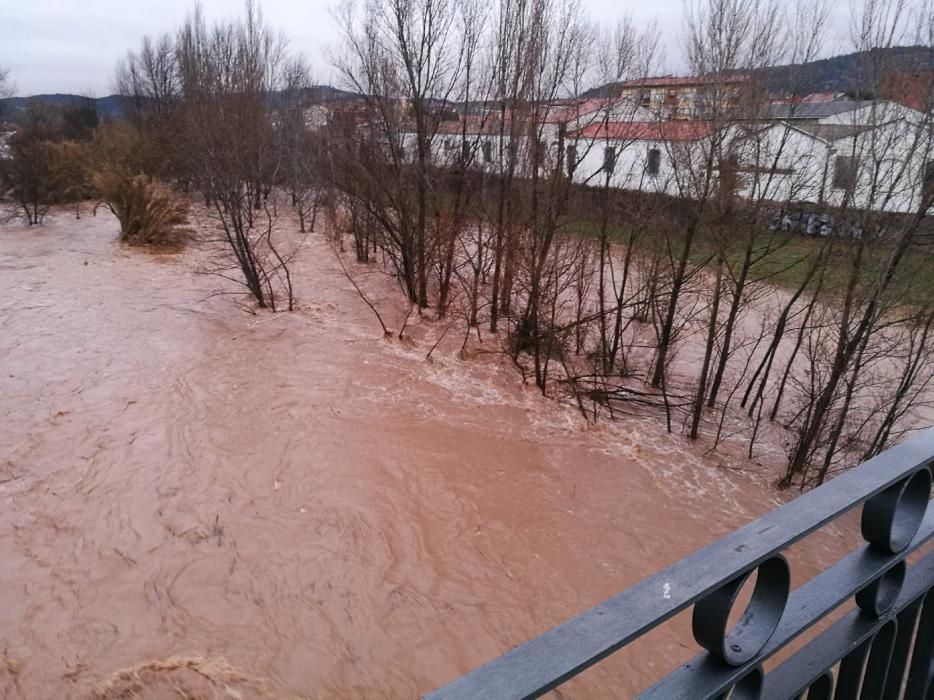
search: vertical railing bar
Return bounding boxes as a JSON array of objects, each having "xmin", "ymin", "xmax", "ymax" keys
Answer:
[
  {"xmin": 859, "ymin": 619, "xmax": 898, "ymax": 699},
  {"xmin": 757, "ymin": 550, "xmax": 934, "ymax": 700},
  {"xmin": 904, "ymin": 588, "xmax": 934, "ymax": 699},
  {"xmin": 835, "ymin": 638, "xmax": 871, "ymax": 699},
  {"xmin": 881, "ymin": 597, "xmax": 923, "ymax": 700}
]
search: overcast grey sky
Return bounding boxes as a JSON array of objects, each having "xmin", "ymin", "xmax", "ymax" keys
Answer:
[{"xmin": 1, "ymin": 0, "xmax": 852, "ymax": 96}]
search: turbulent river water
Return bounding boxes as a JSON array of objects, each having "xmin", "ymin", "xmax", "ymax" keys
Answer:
[{"xmin": 1, "ymin": 210, "xmax": 852, "ymax": 699}]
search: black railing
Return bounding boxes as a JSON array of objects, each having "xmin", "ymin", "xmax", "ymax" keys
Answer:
[{"xmin": 425, "ymin": 429, "xmax": 934, "ymax": 699}]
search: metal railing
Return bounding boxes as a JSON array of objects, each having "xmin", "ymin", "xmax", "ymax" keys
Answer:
[{"xmin": 424, "ymin": 429, "xmax": 934, "ymax": 699}]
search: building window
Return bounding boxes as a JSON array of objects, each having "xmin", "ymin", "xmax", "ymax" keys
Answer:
[
  {"xmin": 832, "ymin": 155, "xmax": 859, "ymax": 192},
  {"xmin": 640, "ymin": 89, "xmax": 651, "ymax": 108},
  {"xmin": 718, "ymin": 155, "xmax": 740, "ymax": 195},
  {"xmin": 483, "ymin": 140, "xmax": 493, "ymax": 163},
  {"xmin": 566, "ymin": 145, "xmax": 577, "ymax": 176},
  {"xmin": 646, "ymin": 148, "xmax": 661, "ymax": 176},
  {"xmin": 924, "ymin": 161, "xmax": 934, "ymax": 201},
  {"xmin": 535, "ymin": 139, "xmax": 547, "ymax": 165},
  {"xmin": 603, "ymin": 146, "xmax": 616, "ymax": 174},
  {"xmin": 444, "ymin": 137, "xmax": 455, "ymax": 151}
]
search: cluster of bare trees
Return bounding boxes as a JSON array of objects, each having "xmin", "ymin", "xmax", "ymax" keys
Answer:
[
  {"xmin": 114, "ymin": 1, "xmax": 317, "ymax": 309},
  {"xmin": 2, "ymin": 6, "xmax": 318, "ymax": 305},
  {"xmin": 319, "ymin": 0, "xmax": 934, "ymax": 487},
  {"xmin": 0, "ymin": 66, "xmax": 11, "ymax": 105},
  {"xmin": 326, "ymin": 0, "xmax": 658, "ymax": 387},
  {"xmin": 0, "ymin": 99, "xmax": 96, "ymax": 224}
]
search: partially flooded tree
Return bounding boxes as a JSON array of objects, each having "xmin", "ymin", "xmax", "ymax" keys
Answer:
[
  {"xmin": 579, "ymin": 19, "xmax": 663, "ymax": 379},
  {"xmin": 497, "ymin": 0, "xmax": 597, "ymax": 390},
  {"xmin": 332, "ymin": 0, "xmax": 470, "ymax": 309},
  {"xmin": 2, "ymin": 102, "xmax": 68, "ymax": 224},
  {"xmin": 318, "ymin": 0, "xmax": 933, "ymax": 479},
  {"xmin": 277, "ymin": 57, "xmax": 322, "ymax": 233},
  {"xmin": 174, "ymin": 2, "xmax": 304, "ymax": 310},
  {"xmin": 653, "ymin": 0, "xmax": 781, "ymax": 405},
  {"xmin": 0, "ymin": 66, "xmax": 12, "ymax": 108},
  {"xmin": 702, "ymin": 1, "xmax": 829, "ymax": 414},
  {"xmin": 778, "ymin": 0, "xmax": 934, "ymax": 486},
  {"xmin": 683, "ymin": 0, "xmax": 838, "ymax": 442},
  {"xmin": 114, "ymin": 33, "xmax": 184, "ymax": 180}
]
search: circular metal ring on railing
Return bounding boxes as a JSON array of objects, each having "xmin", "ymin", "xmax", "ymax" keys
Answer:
[
  {"xmin": 855, "ymin": 560, "xmax": 907, "ymax": 616},
  {"xmin": 861, "ymin": 467, "xmax": 932, "ymax": 554},
  {"xmin": 692, "ymin": 555, "xmax": 790, "ymax": 666},
  {"xmin": 716, "ymin": 666, "xmax": 763, "ymax": 700}
]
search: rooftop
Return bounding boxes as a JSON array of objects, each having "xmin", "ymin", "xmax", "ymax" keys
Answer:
[
  {"xmin": 574, "ymin": 120, "xmax": 717, "ymax": 142},
  {"xmin": 764, "ymin": 99, "xmax": 876, "ymax": 120},
  {"xmin": 616, "ymin": 74, "xmax": 749, "ymax": 88},
  {"xmin": 796, "ymin": 122, "xmax": 880, "ymax": 141}
]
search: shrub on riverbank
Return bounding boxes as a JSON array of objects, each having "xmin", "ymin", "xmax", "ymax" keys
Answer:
[{"xmin": 94, "ymin": 171, "xmax": 190, "ymax": 247}]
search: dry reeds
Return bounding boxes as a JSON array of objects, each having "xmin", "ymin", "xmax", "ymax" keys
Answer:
[{"xmin": 95, "ymin": 170, "xmax": 190, "ymax": 247}]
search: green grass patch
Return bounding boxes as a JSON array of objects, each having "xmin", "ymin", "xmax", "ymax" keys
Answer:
[{"xmin": 564, "ymin": 214, "xmax": 934, "ymax": 307}]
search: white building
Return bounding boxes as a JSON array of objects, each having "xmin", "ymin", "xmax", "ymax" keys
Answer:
[
  {"xmin": 766, "ymin": 98, "xmax": 925, "ymax": 128},
  {"xmin": 0, "ymin": 125, "xmax": 14, "ymax": 161},
  {"xmin": 566, "ymin": 121, "xmax": 719, "ymax": 197},
  {"xmin": 729, "ymin": 121, "xmax": 833, "ymax": 205},
  {"xmin": 390, "ymin": 92, "xmax": 934, "ymax": 215},
  {"xmin": 733, "ymin": 112, "xmax": 934, "ymax": 213},
  {"xmin": 398, "ymin": 97, "xmax": 661, "ymax": 174}
]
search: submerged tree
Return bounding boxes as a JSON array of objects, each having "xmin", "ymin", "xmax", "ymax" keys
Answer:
[
  {"xmin": 778, "ymin": 0, "xmax": 934, "ymax": 487},
  {"xmin": 331, "ymin": 0, "xmax": 474, "ymax": 308},
  {"xmin": 2, "ymin": 102, "xmax": 80, "ymax": 224},
  {"xmin": 0, "ymin": 65, "xmax": 12, "ymax": 109}
]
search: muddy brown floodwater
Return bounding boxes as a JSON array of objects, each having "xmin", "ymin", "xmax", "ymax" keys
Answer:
[{"xmin": 1, "ymin": 210, "xmax": 854, "ymax": 699}]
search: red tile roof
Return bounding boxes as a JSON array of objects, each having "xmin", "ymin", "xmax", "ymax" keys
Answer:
[
  {"xmin": 574, "ymin": 121, "xmax": 717, "ymax": 142},
  {"xmin": 433, "ymin": 115, "xmax": 511, "ymax": 135},
  {"xmin": 542, "ymin": 98, "xmax": 611, "ymax": 123},
  {"xmin": 616, "ymin": 74, "xmax": 748, "ymax": 88}
]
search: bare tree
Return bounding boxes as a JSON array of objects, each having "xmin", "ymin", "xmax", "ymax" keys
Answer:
[
  {"xmin": 0, "ymin": 65, "xmax": 12, "ymax": 107},
  {"xmin": 114, "ymin": 33, "xmax": 184, "ymax": 181},
  {"xmin": 703, "ymin": 0, "xmax": 830, "ymax": 412},
  {"xmin": 652, "ymin": 0, "xmax": 781, "ymax": 396},
  {"xmin": 332, "ymin": 0, "xmax": 469, "ymax": 309},
  {"xmin": 2, "ymin": 102, "xmax": 67, "ymax": 224},
  {"xmin": 173, "ymin": 2, "xmax": 304, "ymax": 310},
  {"xmin": 778, "ymin": 0, "xmax": 934, "ymax": 486},
  {"xmin": 277, "ymin": 57, "xmax": 323, "ymax": 233},
  {"xmin": 500, "ymin": 0, "xmax": 595, "ymax": 390}
]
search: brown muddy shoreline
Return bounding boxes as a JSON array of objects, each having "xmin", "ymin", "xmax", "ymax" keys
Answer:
[{"xmin": 1, "ymin": 209, "xmax": 853, "ymax": 699}]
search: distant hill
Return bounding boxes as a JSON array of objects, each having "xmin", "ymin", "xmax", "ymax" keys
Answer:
[
  {"xmin": 293, "ymin": 85, "xmax": 363, "ymax": 103},
  {"xmin": 583, "ymin": 46, "xmax": 934, "ymax": 98},
  {"xmin": 0, "ymin": 85, "xmax": 362, "ymax": 125},
  {"xmin": 0, "ymin": 94, "xmax": 129, "ymax": 123},
  {"xmin": 761, "ymin": 46, "xmax": 933, "ymax": 94}
]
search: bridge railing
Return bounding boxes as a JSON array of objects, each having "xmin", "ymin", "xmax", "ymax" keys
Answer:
[{"xmin": 424, "ymin": 428, "xmax": 934, "ymax": 700}]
